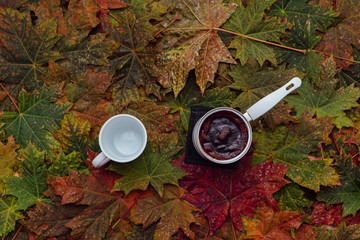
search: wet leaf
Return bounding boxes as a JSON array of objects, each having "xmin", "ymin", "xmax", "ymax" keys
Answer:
[
  {"xmin": 269, "ymin": 0, "xmax": 338, "ymax": 32},
  {"xmin": 242, "ymin": 204, "xmax": 303, "ymax": 240},
  {"xmin": 122, "ymin": 101, "xmax": 176, "ymax": 141},
  {"xmin": 109, "ymin": 141, "xmax": 185, "ymax": 197},
  {"xmin": 157, "ymin": 0, "xmax": 236, "ymax": 95},
  {"xmin": 3, "ymin": 143, "xmax": 51, "ymax": 210},
  {"xmin": 253, "ymin": 115, "xmax": 338, "ymax": 191},
  {"xmin": 0, "ymin": 196, "xmax": 23, "ymax": 238},
  {"xmin": 2, "ymin": 87, "xmax": 69, "ymax": 156},
  {"xmin": 177, "ymin": 152, "xmax": 289, "ymax": 232},
  {"xmin": 47, "ymin": 151, "xmax": 82, "ymax": 176},
  {"xmin": 55, "ymin": 114, "xmax": 91, "ymax": 162},
  {"xmin": 0, "ymin": 136, "xmax": 19, "ymax": 192},
  {"xmin": 274, "ymin": 184, "xmax": 313, "ymax": 212},
  {"xmin": 0, "ymin": 8, "xmax": 61, "ymax": 109},
  {"xmin": 130, "ymin": 185, "xmax": 198, "ymax": 240},
  {"xmin": 224, "ymin": 0, "xmax": 291, "ymax": 66},
  {"xmin": 286, "ymin": 78, "xmax": 360, "ymax": 128},
  {"xmin": 315, "ymin": 0, "xmax": 360, "ymax": 69},
  {"xmin": 316, "ymin": 222, "xmax": 360, "ymax": 240}
]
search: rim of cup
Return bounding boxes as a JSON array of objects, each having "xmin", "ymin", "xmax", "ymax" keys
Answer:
[{"xmin": 99, "ymin": 114, "xmax": 147, "ymax": 163}]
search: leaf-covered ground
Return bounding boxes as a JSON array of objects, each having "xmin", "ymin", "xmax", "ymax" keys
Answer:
[{"xmin": 0, "ymin": 0, "xmax": 360, "ymax": 239}]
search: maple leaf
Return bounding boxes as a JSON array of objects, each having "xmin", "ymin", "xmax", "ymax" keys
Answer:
[
  {"xmin": 104, "ymin": 10, "xmax": 160, "ymax": 108},
  {"xmin": 2, "ymin": 87, "xmax": 70, "ymax": 156},
  {"xmin": 229, "ymin": 63, "xmax": 299, "ymax": 111},
  {"xmin": 0, "ymin": 196, "xmax": 23, "ymax": 238},
  {"xmin": 242, "ymin": 204, "xmax": 303, "ymax": 240},
  {"xmin": 253, "ymin": 115, "xmax": 338, "ymax": 191},
  {"xmin": 130, "ymin": 185, "xmax": 198, "ymax": 240},
  {"xmin": 276, "ymin": 19, "xmax": 324, "ymax": 83},
  {"xmin": 156, "ymin": 0, "xmax": 236, "ymax": 95},
  {"xmin": 224, "ymin": 0, "xmax": 291, "ymax": 66},
  {"xmin": 3, "ymin": 143, "xmax": 51, "ymax": 210},
  {"xmin": 165, "ymin": 79, "xmax": 236, "ymax": 130},
  {"xmin": 310, "ymin": 202, "xmax": 342, "ymax": 226},
  {"xmin": 47, "ymin": 151, "xmax": 82, "ymax": 176},
  {"xmin": 315, "ymin": 0, "xmax": 360, "ymax": 69},
  {"xmin": 21, "ymin": 202, "xmax": 86, "ymax": 239},
  {"xmin": 274, "ymin": 183, "xmax": 313, "ymax": 212},
  {"xmin": 109, "ymin": 141, "xmax": 186, "ymax": 197},
  {"xmin": 55, "ymin": 114, "xmax": 91, "ymax": 162},
  {"xmin": 0, "ymin": 136, "xmax": 19, "ymax": 192},
  {"xmin": 0, "ymin": 8, "xmax": 61, "ymax": 109},
  {"xmin": 285, "ymin": 78, "xmax": 360, "ymax": 128},
  {"xmin": 338, "ymin": 47, "xmax": 360, "ymax": 87},
  {"xmin": 317, "ymin": 150, "xmax": 360, "ymax": 217},
  {"xmin": 316, "ymin": 222, "xmax": 360, "ymax": 240},
  {"xmin": 122, "ymin": 101, "xmax": 176, "ymax": 141},
  {"xmin": 46, "ymin": 167, "xmax": 136, "ymax": 239},
  {"xmin": 295, "ymin": 224, "xmax": 317, "ymax": 240},
  {"xmin": 269, "ymin": 0, "xmax": 338, "ymax": 32},
  {"xmin": 176, "ymin": 152, "xmax": 289, "ymax": 232}
]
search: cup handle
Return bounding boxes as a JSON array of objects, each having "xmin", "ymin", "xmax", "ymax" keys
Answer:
[
  {"xmin": 92, "ymin": 152, "xmax": 110, "ymax": 168},
  {"xmin": 244, "ymin": 77, "xmax": 302, "ymax": 121}
]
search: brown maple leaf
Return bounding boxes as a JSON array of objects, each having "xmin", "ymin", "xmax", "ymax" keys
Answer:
[
  {"xmin": 242, "ymin": 204, "xmax": 303, "ymax": 240},
  {"xmin": 315, "ymin": 0, "xmax": 360, "ymax": 69},
  {"xmin": 157, "ymin": 0, "xmax": 236, "ymax": 96}
]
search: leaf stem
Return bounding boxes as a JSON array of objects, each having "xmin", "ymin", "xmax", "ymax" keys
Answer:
[
  {"xmin": 216, "ymin": 71, "xmax": 234, "ymax": 83},
  {"xmin": 330, "ymin": 132, "xmax": 340, "ymax": 154},
  {"xmin": 0, "ymin": 82, "xmax": 19, "ymax": 112},
  {"xmin": 231, "ymin": 220, "xmax": 237, "ymax": 240},
  {"xmin": 153, "ymin": 17, "xmax": 180, "ymax": 38},
  {"xmin": 313, "ymin": 49, "xmax": 360, "ymax": 64},
  {"xmin": 112, "ymin": 191, "xmax": 145, "ymax": 229},
  {"xmin": 214, "ymin": 28, "xmax": 307, "ymax": 54},
  {"xmin": 11, "ymin": 225, "xmax": 22, "ymax": 240}
]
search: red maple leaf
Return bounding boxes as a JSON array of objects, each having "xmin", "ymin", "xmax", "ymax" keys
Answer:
[
  {"xmin": 175, "ymin": 148, "xmax": 289, "ymax": 232},
  {"xmin": 310, "ymin": 202, "xmax": 342, "ymax": 226}
]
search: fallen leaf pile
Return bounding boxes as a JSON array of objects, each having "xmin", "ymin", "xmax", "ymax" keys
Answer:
[{"xmin": 1, "ymin": 0, "xmax": 360, "ymax": 239}]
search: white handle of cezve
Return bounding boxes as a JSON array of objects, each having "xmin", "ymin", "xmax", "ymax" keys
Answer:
[
  {"xmin": 92, "ymin": 152, "xmax": 110, "ymax": 168},
  {"xmin": 244, "ymin": 77, "xmax": 302, "ymax": 121}
]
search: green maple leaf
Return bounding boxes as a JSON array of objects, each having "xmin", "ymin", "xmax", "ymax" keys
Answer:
[
  {"xmin": 165, "ymin": 80, "xmax": 236, "ymax": 130},
  {"xmin": 55, "ymin": 114, "xmax": 91, "ymax": 162},
  {"xmin": 2, "ymin": 87, "xmax": 70, "ymax": 156},
  {"xmin": 317, "ymin": 150, "xmax": 360, "ymax": 217},
  {"xmin": 276, "ymin": 19, "xmax": 324, "ymax": 83},
  {"xmin": 0, "ymin": 136, "xmax": 19, "ymax": 192},
  {"xmin": 253, "ymin": 115, "xmax": 338, "ymax": 191},
  {"xmin": 3, "ymin": 143, "xmax": 51, "ymax": 210},
  {"xmin": 105, "ymin": 9, "xmax": 160, "ymax": 108},
  {"xmin": 122, "ymin": 102, "xmax": 176, "ymax": 141},
  {"xmin": 47, "ymin": 151, "xmax": 82, "ymax": 176},
  {"xmin": 157, "ymin": 0, "xmax": 236, "ymax": 95},
  {"xmin": 223, "ymin": 0, "xmax": 291, "ymax": 66},
  {"xmin": 0, "ymin": 8, "xmax": 61, "ymax": 109},
  {"xmin": 229, "ymin": 63, "xmax": 299, "ymax": 111},
  {"xmin": 0, "ymin": 196, "xmax": 23, "ymax": 238},
  {"xmin": 274, "ymin": 183, "xmax": 313, "ymax": 212},
  {"xmin": 269, "ymin": 0, "xmax": 338, "ymax": 32},
  {"xmin": 130, "ymin": 185, "xmax": 198, "ymax": 240},
  {"xmin": 109, "ymin": 142, "xmax": 186, "ymax": 197},
  {"xmin": 286, "ymin": 78, "xmax": 360, "ymax": 128}
]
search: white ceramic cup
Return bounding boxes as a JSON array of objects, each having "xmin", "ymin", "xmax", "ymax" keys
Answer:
[{"xmin": 92, "ymin": 114, "xmax": 147, "ymax": 168}]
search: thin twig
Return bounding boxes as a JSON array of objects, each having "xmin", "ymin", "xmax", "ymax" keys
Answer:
[{"xmin": 0, "ymin": 82, "xmax": 19, "ymax": 112}]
